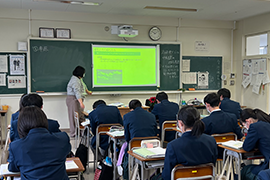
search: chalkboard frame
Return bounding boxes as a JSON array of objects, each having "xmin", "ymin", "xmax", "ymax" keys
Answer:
[
  {"xmin": 29, "ymin": 38, "xmax": 181, "ymax": 93},
  {"xmin": 0, "ymin": 52, "xmax": 27, "ymax": 95}
]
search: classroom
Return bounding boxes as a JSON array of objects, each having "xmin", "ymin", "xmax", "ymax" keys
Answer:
[{"xmin": 0, "ymin": 0, "xmax": 270, "ymax": 179}]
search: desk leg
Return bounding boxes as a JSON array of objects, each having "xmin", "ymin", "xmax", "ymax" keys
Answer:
[{"xmin": 113, "ymin": 138, "xmax": 117, "ymax": 180}]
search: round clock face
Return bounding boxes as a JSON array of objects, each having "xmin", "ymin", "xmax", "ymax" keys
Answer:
[{"xmin": 149, "ymin": 27, "xmax": 162, "ymax": 41}]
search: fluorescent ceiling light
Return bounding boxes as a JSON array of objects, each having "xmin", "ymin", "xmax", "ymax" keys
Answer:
[
  {"xmin": 144, "ymin": 6, "xmax": 197, "ymax": 12},
  {"xmin": 61, "ymin": 1, "xmax": 101, "ymax": 5}
]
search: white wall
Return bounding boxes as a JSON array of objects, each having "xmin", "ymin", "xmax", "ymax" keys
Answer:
[
  {"xmin": 0, "ymin": 8, "xmax": 233, "ymax": 129},
  {"xmin": 234, "ymin": 12, "xmax": 270, "ymax": 112}
]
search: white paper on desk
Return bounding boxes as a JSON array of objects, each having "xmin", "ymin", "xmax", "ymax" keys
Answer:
[
  {"xmin": 182, "ymin": 60, "xmax": 190, "ymax": 72},
  {"xmin": 65, "ymin": 160, "xmax": 78, "ymax": 170},
  {"xmin": 0, "ymin": 164, "xmax": 20, "ymax": 176},
  {"xmin": 182, "ymin": 72, "xmax": 196, "ymax": 84},
  {"xmin": 147, "ymin": 147, "xmax": 166, "ymax": 155},
  {"xmin": 81, "ymin": 119, "xmax": 90, "ymax": 126},
  {"xmin": 107, "ymin": 130, "xmax": 124, "ymax": 137},
  {"xmin": 0, "ymin": 55, "xmax": 8, "ymax": 72}
]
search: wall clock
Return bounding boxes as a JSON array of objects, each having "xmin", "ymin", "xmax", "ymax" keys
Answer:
[{"xmin": 149, "ymin": 26, "xmax": 162, "ymax": 41}]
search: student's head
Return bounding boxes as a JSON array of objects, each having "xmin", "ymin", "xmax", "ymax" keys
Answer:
[
  {"xmin": 73, "ymin": 66, "xmax": 85, "ymax": 78},
  {"xmin": 129, "ymin": 99, "xmax": 142, "ymax": 110},
  {"xmin": 21, "ymin": 93, "xmax": 43, "ymax": 108},
  {"xmin": 92, "ymin": 100, "xmax": 106, "ymax": 109},
  {"xmin": 217, "ymin": 88, "xmax": 231, "ymax": 100},
  {"xmin": 240, "ymin": 108, "xmax": 270, "ymax": 129},
  {"xmin": 156, "ymin": 92, "xmax": 168, "ymax": 103},
  {"xmin": 203, "ymin": 93, "xmax": 220, "ymax": 112},
  {"xmin": 18, "ymin": 106, "xmax": 48, "ymax": 138},
  {"xmin": 19, "ymin": 93, "xmax": 27, "ymax": 111},
  {"xmin": 177, "ymin": 106, "xmax": 204, "ymax": 137}
]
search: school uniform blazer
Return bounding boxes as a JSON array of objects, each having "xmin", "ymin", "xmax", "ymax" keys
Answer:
[
  {"xmin": 151, "ymin": 99, "xmax": 179, "ymax": 142},
  {"xmin": 243, "ymin": 121, "xmax": 270, "ymax": 175},
  {"xmin": 10, "ymin": 111, "xmax": 20, "ymax": 124},
  {"xmin": 201, "ymin": 110, "xmax": 243, "ymax": 139},
  {"xmin": 258, "ymin": 169, "xmax": 270, "ymax": 180},
  {"xmin": 8, "ymin": 128, "xmax": 71, "ymax": 180},
  {"xmin": 10, "ymin": 118, "xmax": 61, "ymax": 142},
  {"xmin": 89, "ymin": 104, "xmax": 123, "ymax": 150},
  {"xmin": 220, "ymin": 97, "xmax": 242, "ymax": 119},
  {"xmin": 123, "ymin": 107, "xmax": 157, "ymax": 143},
  {"xmin": 162, "ymin": 131, "xmax": 218, "ymax": 180}
]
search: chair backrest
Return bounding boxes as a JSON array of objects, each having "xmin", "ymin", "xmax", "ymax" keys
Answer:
[
  {"xmin": 161, "ymin": 120, "xmax": 177, "ymax": 145},
  {"xmin": 171, "ymin": 163, "xmax": 215, "ymax": 180},
  {"xmin": 129, "ymin": 136, "xmax": 159, "ymax": 150},
  {"xmin": 96, "ymin": 123, "xmax": 122, "ymax": 135},
  {"xmin": 211, "ymin": 132, "xmax": 237, "ymax": 143}
]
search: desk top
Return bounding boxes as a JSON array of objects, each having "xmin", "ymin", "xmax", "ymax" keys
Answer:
[
  {"xmin": 218, "ymin": 144, "xmax": 249, "ymax": 153},
  {"xmin": 128, "ymin": 150, "xmax": 165, "ymax": 162},
  {"xmin": 0, "ymin": 110, "xmax": 8, "ymax": 114},
  {"xmin": 106, "ymin": 132, "xmax": 125, "ymax": 139}
]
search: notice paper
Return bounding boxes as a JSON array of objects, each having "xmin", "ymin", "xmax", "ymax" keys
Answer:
[
  {"xmin": 198, "ymin": 72, "xmax": 209, "ymax": 89},
  {"xmin": 182, "ymin": 72, "xmax": 196, "ymax": 84},
  {"xmin": 0, "ymin": 74, "xmax": 6, "ymax": 86},
  {"xmin": 182, "ymin": 59, "xmax": 190, "ymax": 72},
  {"xmin": 10, "ymin": 55, "xmax": 25, "ymax": 75},
  {"xmin": 0, "ymin": 55, "xmax": 8, "ymax": 72},
  {"xmin": 242, "ymin": 75, "xmax": 251, "ymax": 89},
  {"xmin": 8, "ymin": 76, "xmax": 26, "ymax": 88}
]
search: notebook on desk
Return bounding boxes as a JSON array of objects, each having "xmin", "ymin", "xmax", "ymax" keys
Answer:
[
  {"xmin": 222, "ymin": 140, "xmax": 243, "ymax": 150},
  {"xmin": 133, "ymin": 147, "xmax": 166, "ymax": 159}
]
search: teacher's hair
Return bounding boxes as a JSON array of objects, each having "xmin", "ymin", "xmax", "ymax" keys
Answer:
[
  {"xmin": 129, "ymin": 99, "xmax": 142, "ymax": 110},
  {"xmin": 18, "ymin": 106, "xmax": 48, "ymax": 138},
  {"xmin": 177, "ymin": 106, "xmax": 205, "ymax": 137},
  {"xmin": 73, "ymin": 66, "xmax": 85, "ymax": 78},
  {"xmin": 240, "ymin": 108, "xmax": 270, "ymax": 124}
]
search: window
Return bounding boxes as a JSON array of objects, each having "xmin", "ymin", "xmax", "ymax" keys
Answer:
[{"xmin": 246, "ymin": 33, "xmax": 267, "ymax": 56}]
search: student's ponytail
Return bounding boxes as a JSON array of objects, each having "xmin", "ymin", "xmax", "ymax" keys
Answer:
[{"xmin": 191, "ymin": 120, "xmax": 205, "ymax": 137}]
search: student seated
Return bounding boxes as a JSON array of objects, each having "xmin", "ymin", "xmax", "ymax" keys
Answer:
[
  {"xmin": 10, "ymin": 93, "xmax": 61, "ymax": 142},
  {"xmin": 89, "ymin": 100, "xmax": 123, "ymax": 152},
  {"xmin": 123, "ymin": 99, "xmax": 157, "ymax": 143},
  {"xmin": 202, "ymin": 93, "xmax": 243, "ymax": 158},
  {"xmin": 162, "ymin": 106, "xmax": 218, "ymax": 180},
  {"xmin": 217, "ymin": 88, "xmax": 242, "ymax": 119},
  {"xmin": 151, "ymin": 92, "xmax": 179, "ymax": 142},
  {"xmin": 8, "ymin": 106, "xmax": 71, "ymax": 180},
  {"xmin": 240, "ymin": 108, "xmax": 270, "ymax": 180}
]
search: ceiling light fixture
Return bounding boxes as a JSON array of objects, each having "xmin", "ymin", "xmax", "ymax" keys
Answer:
[
  {"xmin": 144, "ymin": 6, "xmax": 197, "ymax": 12},
  {"xmin": 61, "ymin": 1, "xmax": 101, "ymax": 6}
]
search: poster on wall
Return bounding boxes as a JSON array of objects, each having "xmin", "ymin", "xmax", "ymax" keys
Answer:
[
  {"xmin": 0, "ymin": 74, "xmax": 6, "ymax": 86},
  {"xmin": 0, "ymin": 55, "xmax": 8, "ymax": 72},
  {"xmin": 198, "ymin": 72, "xmax": 209, "ymax": 89},
  {"xmin": 8, "ymin": 76, "xmax": 26, "ymax": 88},
  {"xmin": 10, "ymin": 55, "xmax": 25, "ymax": 75}
]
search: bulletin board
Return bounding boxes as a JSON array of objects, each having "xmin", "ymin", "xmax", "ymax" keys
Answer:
[{"xmin": 0, "ymin": 52, "xmax": 27, "ymax": 94}]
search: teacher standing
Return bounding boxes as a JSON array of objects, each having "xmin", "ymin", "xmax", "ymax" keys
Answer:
[{"xmin": 66, "ymin": 66, "xmax": 92, "ymax": 137}]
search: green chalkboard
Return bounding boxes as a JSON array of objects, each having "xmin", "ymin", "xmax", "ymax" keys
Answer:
[
  {"xmin": 30, "ymin": 39, "xmax": 181, "ymax": 92},
  {"xmin": 182, "ymin": 56, "xmax": 222, "ymax": 90},
  {"xmin": 0, "ymin": 53, "xmax": 27, "ymax": 94}
]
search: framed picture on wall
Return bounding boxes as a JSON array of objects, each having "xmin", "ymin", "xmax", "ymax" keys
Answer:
[
  {"xmin": 56, "ymin": 28, "xmax": 71, "ymax": 39},
  {"xmin": 39, "ymin": 27, "xmax": 54, "ymax": 38}
]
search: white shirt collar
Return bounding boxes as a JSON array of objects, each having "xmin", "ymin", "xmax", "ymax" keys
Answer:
[{"xmin": 211, "ymin": 109, "xmax": 221, "ymax": 114}]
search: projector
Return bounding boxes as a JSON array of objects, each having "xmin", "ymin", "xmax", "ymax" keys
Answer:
[{"xmin": 111, "ymin": 25, "xmax": 138, "ymax": 38}]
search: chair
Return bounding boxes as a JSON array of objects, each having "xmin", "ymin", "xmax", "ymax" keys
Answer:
[
  {"xmin": 211, "ymin": 132, "xmax": 237, "ymax": 175},
  {"xmin": 161, "ymin": 120, "xmax": 177, "ymax": 147},
  {"xmin": 74, "ymin": 111, "xmax": 87, "ymax": 149},
  {"xmin": 128, "ymin": 136, "xmax": 160, "ymax": 178},
  {"xmin": 94, "ymin": 123, "xmax": 122, "ymax": 170},
  {"xmin": 171, "ymin": 163, "xmax": 215, "ymax": 180}
]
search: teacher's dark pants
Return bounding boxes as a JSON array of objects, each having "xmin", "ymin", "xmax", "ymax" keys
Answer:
[{"xmin": 66, "ymin": 95, "xmax": 85, "ymax": 137}]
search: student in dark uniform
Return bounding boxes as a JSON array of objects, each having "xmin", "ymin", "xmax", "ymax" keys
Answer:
[
  {"xmin": 10, "ymin": 93, "xmax": 61, "ymax": 142},
  {"xmin": 123, "ymin": 99, "xmax": 157, "ymax": 143},
  {"xmin": 217, "ymin": 88, "xmax": 242, "ymax": 119},
  {"xmin": 89, "ymin": 100, "xmax": 123, "ymax": 151},
  {"xmin": 8, "ymin": 106, "xmax": 71, "ymax": 180},
  {"xmin": 151, "ymin": 92, "xmax": 179, "ymax": 142},
  {"xmin": 240, "ymin": 108, "xmax": 270, "ymax": 180},
  {"xmin": 162, "ymin": 106, "xmax": 218, "ymax": 180}
]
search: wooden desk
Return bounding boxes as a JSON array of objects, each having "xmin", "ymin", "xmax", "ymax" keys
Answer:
[
  {"xmin": 128, "ymin": 150, "xmax": 164, "ymax": 180},
  {"xmin": 106, "ymin": 132, "xmax": 125, "ymax": 180},
  {"xmin": 118, "ymin": 106, "xmax": 150, "ymax": 118},
  {"xmin": 3, "ymin": 157, "xmax": 85, "ymax": 179}
]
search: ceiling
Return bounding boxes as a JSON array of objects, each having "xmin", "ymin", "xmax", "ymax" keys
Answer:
[{"xmin": 1, "ymin": 0, "xmax": 270, "ymax": 21}]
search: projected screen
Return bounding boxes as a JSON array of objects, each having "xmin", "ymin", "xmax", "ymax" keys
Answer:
[{"xmin": 92, "ymin": 45, "xmax": 157, "ymax": 87}]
